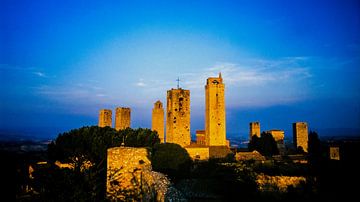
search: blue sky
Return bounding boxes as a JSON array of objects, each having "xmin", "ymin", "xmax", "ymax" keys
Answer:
[{"xmin": 1, "ymin": 0, "xmax": 359, "ymax": 140}]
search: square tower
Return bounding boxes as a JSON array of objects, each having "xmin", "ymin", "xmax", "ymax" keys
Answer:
[
  {"xmin": 166, "ymin": 88, "xmax": 191, "ymax": 147},
  {"xmin": 98, "ymin": 109, "xmax": 112, "ymax": 127},
  {"xmin": 115, "ymin": 107, "xmax": 131, "ymax": 131},
  {"xmin": 293, "ymin": 122, "xmax": 309, "ymax": 152},
  {"xmin": 152, "ymin": 100, "xmax": 165, "ymax": 143},
  {"xmin": 205, "ymin": 73, "xmax": 226, "ymax": 146},
  {"xmin": 249, "ymin": 122, "xmax": 261, "ymax": 140}
]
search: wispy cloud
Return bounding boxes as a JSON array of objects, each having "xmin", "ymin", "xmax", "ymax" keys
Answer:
[{"xmin": 34, "ymin": 71, "xmax": 47, "ymax": 78}]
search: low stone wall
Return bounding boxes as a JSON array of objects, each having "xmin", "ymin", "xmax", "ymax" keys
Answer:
[{"xmin": 256, "ymin": 174, "xmax": 306, "ymax": 192}]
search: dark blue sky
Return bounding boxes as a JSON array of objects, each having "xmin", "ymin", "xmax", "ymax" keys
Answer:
[{"xmin": 1, "ymin": 0, "xmax": 359, "ymax": 140}]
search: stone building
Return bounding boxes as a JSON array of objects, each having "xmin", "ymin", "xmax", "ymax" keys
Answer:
[
  {"xmin": 205, "ymin": 73, "xmax": 227, "ymax": 146},
  {"xmin": 293, "ymin": 122, "xmax": 309, "ymax": 152},
  {"xmin": 249, "ymin": 122, "xmax": 261, "ymax": 140},
  {"xmin": 330, "ymin": 146, "xmax": 340, "ymax": 160},
  {"xmin": 152, "ymin": 100, "xmax": 165, "ymax": 143},
  {"xmin": 196, "ymin": 130, "xmax": 205, "ymax": 145},
  {"xmin": 98, "ymin": 109, "xmax": 112, "ymax": 127},
  {"xmin": 115, "ymin": 107, "xmax": 131, "ymax": 131},
  {"xmin": 166, "ymin": 88, "xmax": 191, "ymax": 147}
]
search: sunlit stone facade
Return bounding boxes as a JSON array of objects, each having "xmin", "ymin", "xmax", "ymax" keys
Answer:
[
  {"xmin": 293, "ymin": 122, "xmax": 309, "ymax": 152},
  {"xmin": 249, "ymin": 122, "xmax": 261, "ymax": 140},
  {"xmin": 152, "ymin": 100, "xmax": 165, "ymax": 143},
  {"xmin": 115, "ymin": 107, "xmax": 131, "ymax": 131},
  {"xmin": 166, "ymin": 88, "xmax": 191, "ymax": 147},
  {"xmin": 98, "ymin": 109, "xmax": 112, "ymax": 127},
  {"xmin": 205, "ymin": 73, "xmax": 227, "ymax": 146}
]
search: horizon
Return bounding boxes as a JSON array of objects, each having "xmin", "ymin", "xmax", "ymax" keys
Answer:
[{"xmin": 1, "ymin": 0, "xmax": 359, "ymax": 141}]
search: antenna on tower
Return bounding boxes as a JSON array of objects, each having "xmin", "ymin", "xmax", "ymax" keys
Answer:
[{"xmin": 176, "ymin": 77, "xmax": 180, "ymax": 89}]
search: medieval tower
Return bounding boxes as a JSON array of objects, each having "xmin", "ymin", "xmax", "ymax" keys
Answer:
[
  {"xmin": 249, "ymin": 122, "xmax": 261, "ymax": 140},
  {"xmin": 205, "ymin": 73, "xmax": 227, "ymax": 146},
  {"xmin": 115, "ymin": 107, "xmax": 131, "ymax": 131},
  {"xmin": 293, "ymin": 122, "xmax": 309, "ymax": 152},
  {"xmin": 152, "ymin": 100, "xmax": 165, "ymax": 143},
  {"xmin": 166, "ymin": 88, "xmax": 191, "ymax": 147},
  {"xmin": 98, "ymin": 109, "xmax": 112, "ymax": 127}
]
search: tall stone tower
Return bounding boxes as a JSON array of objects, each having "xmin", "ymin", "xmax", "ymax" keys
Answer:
[
  {"xmin": 98, "ymin": 109, "xmax": 112, "ymax": 127},
  {"xmin": 205, "ymin": 73, "xmax": 227, "ymax": 146},
  {"xmin": 166, "ymin": 88, "xmax": 191, "ymax": 147},
  {"xmin": 249, "ymin": 122, "xmax": 261, "ymax": 140},
  {"xmin": 152, "ymin": 100, "xmax": 165, "ymax": 143},
  {"xmin": 293, "ymin": 122, "xmax": 309, "ymax": 152},
  {"xmin": 115, "ymin": 107, "xmax": 131, "ymax": 131}
]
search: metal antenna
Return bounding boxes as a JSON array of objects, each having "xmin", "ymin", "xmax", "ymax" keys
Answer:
[{"xmin": 176, "ymin": 77, "xmax": 180, "ymax": 89}]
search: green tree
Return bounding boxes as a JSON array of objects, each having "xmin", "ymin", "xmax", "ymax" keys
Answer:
[
  {"xmin": 151, "ymin": 143, "xmax": 192, "ymax": 180},
  {"xmin": 248, "ymin": 132, "xmax": 279, "ymax": 157}
]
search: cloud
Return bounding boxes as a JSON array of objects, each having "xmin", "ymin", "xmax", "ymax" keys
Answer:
[
  {"xmin": 34, "ymin": 71, "xmax": 47, "ymax": 78},
  {"xmin": 135, "ymin": 79, "xmax": 147, "ymax": 87}
]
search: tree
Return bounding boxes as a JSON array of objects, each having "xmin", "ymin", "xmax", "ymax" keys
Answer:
[
  {"xmin": 151, "ymin": 143, "xmax": 192, "ymax": 180},
  {"xmin": 248, "ymin": 132, "xmax": 279, "ymax": 157}
]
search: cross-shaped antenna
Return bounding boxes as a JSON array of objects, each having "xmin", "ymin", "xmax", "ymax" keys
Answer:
[{"xmin": 176, "ymin": 77, "xmax": 180, "ymax": 89}]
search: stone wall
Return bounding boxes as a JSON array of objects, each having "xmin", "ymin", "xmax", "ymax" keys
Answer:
[{"xmin": 106, "ymin": 147, "xmax": 184, "ymax": 201}]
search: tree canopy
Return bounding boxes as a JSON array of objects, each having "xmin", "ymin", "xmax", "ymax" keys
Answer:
[{"xmin": 248, "ymin": 132, "xmax": 279, "ymax": 157}]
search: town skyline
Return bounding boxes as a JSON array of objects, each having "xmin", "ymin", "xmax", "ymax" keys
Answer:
[{"xmin": 1, "ymin": 0, "xmax": 359, "ymax": 140}]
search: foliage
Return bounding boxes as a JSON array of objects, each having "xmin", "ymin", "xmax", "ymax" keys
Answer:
[
  {"xmin": 249, "ymin": 132, "xmax": 279, "ymax": 157},
  {"xmin": 151, "ymin": 143, "xmax": 192, "ymax": 180}
]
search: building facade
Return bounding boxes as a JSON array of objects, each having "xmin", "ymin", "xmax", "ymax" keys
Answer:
[
  {"xmin": 98, "ymin": 109, "xmax": 112, "ymax": 127},
  {"xmin": 196, "ymin": 130, "xmax": 206, "ymax": 145},
  {"xmin": 293, "ymin": 122, "xmax": 309, "ymax": 152},
  {"xmin": 166, "ymin": 88, "xmax": 191, "ymax": 147},
  {"xmin": 115, "ymin": 107, "xmax": 131, "ymax": 131},
  {"xmin": 205, "ymin": 73, "xmax": 227, "ymax": 146},
  {"xmin": 152, "ymin": 100, "xmax": 165, "ymax": 143},
  {"xmin": 249, "ymin": 122, "xmax": 261, "ymax": 140}
]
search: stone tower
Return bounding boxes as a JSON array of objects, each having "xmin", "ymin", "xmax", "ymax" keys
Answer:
[
  {"xmin": 205, "ymin": 73, "xmax": 226, "ymax": 146},
  {"xmin": 166, "ymin": 88, "xmax": 191, "ymax": 147},
  {"xmin": 152, "ymin": 100, "xmax": 165, "ymax": 143},
  {"xmin": 115, "ymin": 107, "xmax": 131, "ymax": 131},
  {"xmin": 98, "ymin": 109, "xmax": 112, "ymax": 127},
  {"xmin": 249, "ymin": 122, "xmax": 261, "ymax": 140},
  {"xmin": 293, "ymin": 122, "xmax": 309, "ymax": 152}
]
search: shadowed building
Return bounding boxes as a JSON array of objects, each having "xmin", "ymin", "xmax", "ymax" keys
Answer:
[
  {"xmin": 152, "ymin": 100, "xmax": 165, "ymax": 143},
  {"xmin": 98, "ymin": 109, "xmax": 112, "ymax": 127},
  {"xmin": 115, "ymin": 107, "xmax": 131, "ymax": 131},
  {"xmin": 205, "ymin": 73, "xmax": 227, "ymax": 146},
  {"xmin": 293, "ymin": 122, "xmax": 309, "ymax": 152},
  {"xmin": 249, "ymin": 122, "xmax": 261, "ymax": 140},
  {"xmin": 166, "ymin": 88, "xmax": 191, "ymax": 147}
]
